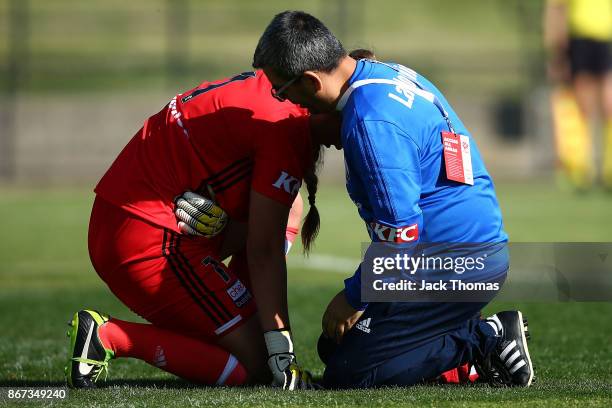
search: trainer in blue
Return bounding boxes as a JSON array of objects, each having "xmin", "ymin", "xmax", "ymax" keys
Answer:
[
  {"xmin": 65, "ymin": 310, "xmax": 114, "ymax": 388},
  {"xmin": 477, "ymin": 310, "xmax": 534, "ymax": 387}
]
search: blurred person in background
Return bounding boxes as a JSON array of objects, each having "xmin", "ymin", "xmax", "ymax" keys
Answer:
[
  {"xmin": 253, "ymin": 10, "xmax": 533, "ymax": 389},
  {"xmin": 544, "ymin": 0, "xmax": 612, "ymax": 189},
  {"xmin": 66, "ymin": 69, "xmax": 340, "ymax": 390}
]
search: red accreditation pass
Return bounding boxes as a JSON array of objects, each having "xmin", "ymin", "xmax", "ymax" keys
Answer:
[{"xmin": 441, "ymin": 131, "xmax": 474, "ymax": 185}]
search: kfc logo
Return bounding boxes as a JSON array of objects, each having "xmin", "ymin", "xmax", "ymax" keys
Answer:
[
  {"xmin": 368, "ymin": 221, "xmax": 419, "ymax": 243},
  {"xmin": 273, "ymin": 171, "xmax": 301, "ymax": 195}
]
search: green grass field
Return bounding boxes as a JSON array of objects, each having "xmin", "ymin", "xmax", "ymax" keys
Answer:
[{"xmin": 0, "ymin": 182, "xmax": 611, "ymax": 407}]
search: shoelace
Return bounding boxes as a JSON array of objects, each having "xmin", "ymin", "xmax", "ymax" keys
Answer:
[{"xmin": 71, "ymin": 357, "xmax": 110, "ymax": 382}]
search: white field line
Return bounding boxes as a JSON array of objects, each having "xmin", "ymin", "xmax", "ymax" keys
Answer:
[{"xmin": 287, "ymin": 253, "xmax": 360, "ymax": 273}]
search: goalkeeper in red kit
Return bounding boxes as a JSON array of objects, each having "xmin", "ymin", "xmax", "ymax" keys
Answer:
[{"xmin": 65, "ymin": 70, "xmax": 339, "ymax": 389}]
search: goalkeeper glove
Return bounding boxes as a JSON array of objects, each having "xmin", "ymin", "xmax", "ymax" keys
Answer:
[
  {"xmin": 174, "ymin": 191, "xmax": 228, "ymax": 237},
  {"xmin": 264, "ymin": 329, "xmax": 315, "ymax": 390}
]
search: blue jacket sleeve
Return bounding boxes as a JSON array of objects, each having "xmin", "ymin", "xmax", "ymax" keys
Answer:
[
  {"xmin": 344, "ymin": 266, "xmax": 366, "ymax": 310},
  {"xmin": 343, "ymin": 120, "xmax": 424, "ymax": 310},
  {"xmin": 355, "ymin": 119, "xmax": 423, "ymax": 230}
]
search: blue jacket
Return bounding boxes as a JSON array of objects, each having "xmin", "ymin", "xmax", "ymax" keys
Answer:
[{"xmin": 338, "ymin": 60, "xmax": 508, "ymax": 310}]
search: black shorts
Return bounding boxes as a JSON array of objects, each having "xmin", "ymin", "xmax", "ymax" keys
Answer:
[{"xmin": 568, "ymin": 37, "xmax": 612, "ymax": 77}]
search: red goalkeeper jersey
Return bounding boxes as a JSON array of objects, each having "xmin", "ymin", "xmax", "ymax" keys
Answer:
[{"xmin": 95, "ymin": 70, "xmax": 311, "ymax": 232}]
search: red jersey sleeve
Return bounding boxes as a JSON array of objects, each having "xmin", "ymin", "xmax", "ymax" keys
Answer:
[{"xmin": 250, "ymin": 115, "xmax": 312, "ymax": 207}]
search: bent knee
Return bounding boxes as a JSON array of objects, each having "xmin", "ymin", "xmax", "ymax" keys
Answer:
[{"xmin": 323, "ymin": 358, "xmax": 375, "ymax": 389}]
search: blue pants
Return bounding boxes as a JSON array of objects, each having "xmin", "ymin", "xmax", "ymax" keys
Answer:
[{"xmin": 319, "ymin": 301, "xmax": 498, "ymax": 388}]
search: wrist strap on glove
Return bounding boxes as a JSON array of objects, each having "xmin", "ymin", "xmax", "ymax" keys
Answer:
[{"xmin": 264, "ymin": 329, "xmax": 293, "ymax": 356}]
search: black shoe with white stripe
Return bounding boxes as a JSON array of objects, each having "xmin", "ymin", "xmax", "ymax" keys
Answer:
[
  {"xmin": 65, "ymin": 310, "xmax": 114, "ymax": 388},
  {"xmin": 476, "ymin": 310, "xmax": 534, "ymax": 387}
]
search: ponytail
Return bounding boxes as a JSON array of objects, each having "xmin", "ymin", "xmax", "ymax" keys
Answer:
[{"xmin": 301, "ymin": 146, "xmax": 323, "ymax": 254}]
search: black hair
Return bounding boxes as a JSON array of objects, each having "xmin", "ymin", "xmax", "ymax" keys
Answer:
[
  {"xmin": 253, "ymin": 10, "xmax": 346, "ymax": 79},
  {"xmin": 301, "ymin": 145, "xmax": 323, "ymax": 254},
  {"xmin": 349, "ymin": 48, "xmax": 375, "ymax": 60}
]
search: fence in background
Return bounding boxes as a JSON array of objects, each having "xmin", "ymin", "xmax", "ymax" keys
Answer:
[{"xmin": 0, "ymin": 0, "xmax": 549, "ymax": 183}]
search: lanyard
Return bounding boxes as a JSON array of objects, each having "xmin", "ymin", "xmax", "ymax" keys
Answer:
[
  {"xmin": 338, "ymin": 60, "xmax": 456, "ymax": 134},
  {"xmin": 339, "ymin": 61, "xmax": 474, "ymax": 186}
]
